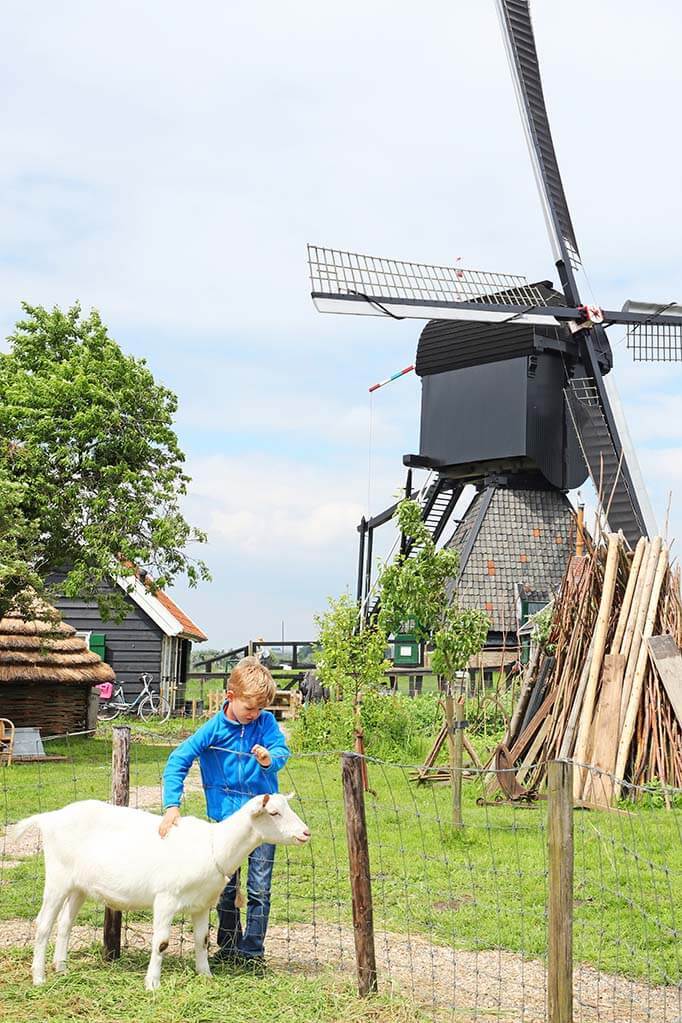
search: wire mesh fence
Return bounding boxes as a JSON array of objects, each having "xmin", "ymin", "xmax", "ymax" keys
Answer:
[{"xmin": 0, "ymin": 728, "xmax": 680, "ymax": 1023}]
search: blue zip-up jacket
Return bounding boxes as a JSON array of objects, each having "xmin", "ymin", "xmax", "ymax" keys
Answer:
[{"xmin": 162, "ymin": 704, "xmax": 290, "ymax": 822}]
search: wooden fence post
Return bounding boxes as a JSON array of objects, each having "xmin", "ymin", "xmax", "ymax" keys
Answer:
[
  {"xmin": 547, "ymin": 760, "xmax": 573, "ymax": 1023},
  {"xmin": 341, "ymin": 753, "xmax": 378, "ymax": 996},
  {"xmin": 103, "ymin": 726, "xmax": 130, "ymax": 961}
]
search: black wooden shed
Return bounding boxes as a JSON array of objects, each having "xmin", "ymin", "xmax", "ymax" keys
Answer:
[{"xmin": 52, "ymin": 574, "xmax": 207, "ymax": 710}]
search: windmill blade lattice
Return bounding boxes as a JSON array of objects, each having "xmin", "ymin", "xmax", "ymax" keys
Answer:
[
  {"xmin": 308, "ymin": 245, "xmax": 549, "ymax": 309},
  {"xmin": 625, "ymin": 322, "xmax": 682, "ymax": 363}
]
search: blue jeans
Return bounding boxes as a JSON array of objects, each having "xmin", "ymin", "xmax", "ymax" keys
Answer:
[{"xmin": 216, "ymin": 843, "xmax": 275, "ymax": 959}]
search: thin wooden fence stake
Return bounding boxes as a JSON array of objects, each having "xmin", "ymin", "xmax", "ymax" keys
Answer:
[
  {"xmin": 453, "ymin": 694, "xmax": 465, "ymax": 827},
  {"xmin": 103, "ymin": 726, "xmax": 130, "ymax": 961},
  {"xmin": 341, "ymin": 752, "xmax": 378, "ymax": 996},
  {"xmin": 547, "ymin": 760, "xmax": 573, "ymax": 1023}
]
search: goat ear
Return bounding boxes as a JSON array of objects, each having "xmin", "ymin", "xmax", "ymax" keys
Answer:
[{"xmin": 250, "ymin": 794, "xmax": 269, "ymax": 817}]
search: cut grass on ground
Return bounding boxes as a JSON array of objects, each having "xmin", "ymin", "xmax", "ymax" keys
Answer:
[{"xmin": 0, "ymin": 948, "xmax": 441, "ymax": 1023}]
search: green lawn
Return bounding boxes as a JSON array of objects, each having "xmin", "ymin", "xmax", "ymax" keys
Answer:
[{"xmin": 1, "ymin": 724, "xmax": 680, "ymax": 1010}]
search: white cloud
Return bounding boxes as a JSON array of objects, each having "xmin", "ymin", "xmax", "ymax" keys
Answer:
[{"xmin": 185, "ymin": 453, "xmax": 400, "ymax": 560}]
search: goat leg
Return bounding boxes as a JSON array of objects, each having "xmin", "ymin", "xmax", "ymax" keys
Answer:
[
  {"xmin": 33, "ymin": 887, "xmax": 67, "ymax": 985},
  {"xmin": 145, "ymin": 895, "xmax": 175, "ymax": 991},
  {"xmin": 192, "ymin": 908, "xmax": 212, "ymax": 977},
  {"xmin": 53, "ymin": 890, "xmax": 86, "ymax": 973}
]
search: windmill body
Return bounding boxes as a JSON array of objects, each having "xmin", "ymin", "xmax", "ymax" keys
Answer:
[{"xmin": 308, "ymin": 0, "xmax": 680, "ymax": 656}]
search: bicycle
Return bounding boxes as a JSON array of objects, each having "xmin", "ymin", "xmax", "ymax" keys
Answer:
[{"xmin": 97, "ymin": 673, "xmax": 171, "ymax": 723}]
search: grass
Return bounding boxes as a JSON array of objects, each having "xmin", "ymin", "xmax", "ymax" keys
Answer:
[
  {"xmin": 0, "ymin": 948, "xmax": 439, "ymax": 1023},
  {"xmin": 1, "ymin": 722, "xmax": 680, "ymax": 1020}
]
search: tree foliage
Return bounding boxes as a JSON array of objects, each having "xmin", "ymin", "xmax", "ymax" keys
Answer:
[
  {"xmin": 0, "ymin": 303, "xmax": 209, "ymax": 618},
  {"xmin": 378, "ymin": 498, "xmax": 490, "ymax": 681},
  {"xmin": 314, "ymin": 593, "xmax": 388, "ymax": 703}
]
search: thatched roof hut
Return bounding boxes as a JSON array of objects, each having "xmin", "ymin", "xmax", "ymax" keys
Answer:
[{"xmin": 0, "ymin": 609, "xmax": 114, "ymax": 735}]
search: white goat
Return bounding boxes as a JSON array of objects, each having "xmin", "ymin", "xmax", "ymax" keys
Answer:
[{"xmin": 13, "ymin": 792, "xmax": 310, "ymax": 990}]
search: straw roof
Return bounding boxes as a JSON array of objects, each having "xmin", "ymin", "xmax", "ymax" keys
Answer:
[{"xmin": 0, "ymin": 608, "xmax": 115, "ymax": 686}]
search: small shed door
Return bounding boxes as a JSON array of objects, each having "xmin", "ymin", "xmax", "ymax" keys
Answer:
[{"xmin": 160, "ymin": 636, "xmax": 182, "ymax": 710}]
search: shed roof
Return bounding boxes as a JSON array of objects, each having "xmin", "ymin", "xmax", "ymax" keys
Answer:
[
  {"xmin": 0, "ymin": 609, "xmax": 115, "ymax": 686},
  {"xmin": 115, "ymin": 573, "xmax": 207, "ymax": 642}
]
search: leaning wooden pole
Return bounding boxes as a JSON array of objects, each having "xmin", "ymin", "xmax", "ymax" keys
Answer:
[
  {"xmin": 341, "ymin": 753, "xmax": 378, "ymax": 996},
  {"xmin": 103, "ymin": 726, "xmax": 130, "ymax": 961},
  {"xmin": 614, "ymin": 542, "xmax": 669, "ymax": 797},
  {"xmin": 573, "ymin": 533, "xmax": 620, "ymax": 798},
  {"xmin": 547, "ymin": 760, "xmax": 574, "ymax": 1023}
]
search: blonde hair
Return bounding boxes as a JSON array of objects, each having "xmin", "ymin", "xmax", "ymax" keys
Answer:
[{"xmin": 228, "ymin": 656, "xmax": 276, "ymax": 705}]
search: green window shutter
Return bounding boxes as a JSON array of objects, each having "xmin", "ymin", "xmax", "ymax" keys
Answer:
[{"xmin": 89, "ymin": 633, "xmax": 106, "ymax": 659}]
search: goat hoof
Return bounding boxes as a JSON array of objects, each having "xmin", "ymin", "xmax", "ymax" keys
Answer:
[
  {"xmin": 33, "ymin": 974, "xmax": 46, "ymax": 986},
  {"xmin": 53, "ymin": 961, "xmax": 67, "ymax": 974},
  {"xmin": 145, "ymin": 976, "xmax": 161, "ymax": 992}
]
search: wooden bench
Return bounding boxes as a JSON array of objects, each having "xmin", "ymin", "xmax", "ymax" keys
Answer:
[{"xmin": 0, "ymin": 718, "xmax": 16, "ymax": 766}]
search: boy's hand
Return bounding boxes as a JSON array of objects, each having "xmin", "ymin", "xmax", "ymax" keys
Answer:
[
  {"xmin": 251, "ymin": 744, "xmax": 272, "ymax": 768},
  {"xmin": 159, "ymin": 807, "xmax": 181, "ymax": 837}
]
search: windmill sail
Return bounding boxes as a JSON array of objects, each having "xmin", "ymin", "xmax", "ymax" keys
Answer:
[
  {"xmin": 495, "ymin": 0, "xmax": 581, "ymax": 274},
  {"xmin": 565, "ymin": 378, "xmax": 656, "ymax": 546},
  {"xmin": 308, "ymin": 245, "xmax": 557, "ymax": 326}
]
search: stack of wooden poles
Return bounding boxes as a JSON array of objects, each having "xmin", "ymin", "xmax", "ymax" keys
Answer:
[{"xmin": 493, "ymin": 533, "xmax": 682, "ymax": 806}]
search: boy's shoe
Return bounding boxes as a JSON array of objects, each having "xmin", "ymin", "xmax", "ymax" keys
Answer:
[
  {"xmin": 233, "ymin": 954, "xmax": 266, "ymax": 977},
  {"xmin": 210, "ymin": 948, "xmax": 238, "ymax": 968}
]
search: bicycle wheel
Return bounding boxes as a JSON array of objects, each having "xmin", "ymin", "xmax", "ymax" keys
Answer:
[
  {"xmin": 139, "ymin": 692, "xmax": 171, "ymax": 723},
  {"xmin": 98, "ymin": 701, "xmax": 122, "ymax": 722}
]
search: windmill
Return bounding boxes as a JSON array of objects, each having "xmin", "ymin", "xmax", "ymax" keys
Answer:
[{"xmin": 307, "ymin": 1, "xmax": 682, "ymax": 656}]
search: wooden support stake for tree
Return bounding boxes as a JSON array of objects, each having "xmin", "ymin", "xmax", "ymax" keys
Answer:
[
  {"xmin": 104, "ymin": 726, "xmax": 130, "ymax": 961},
  {"xmin": 547, "ymin": 760, "xmax": 574, "ymax": 1023},
  {"xmin": 444, "ymin": 689, "xmax": 464, "ymax": 828},
  {"xmin": 353, "ymin": 698, "xmax": 370, "ymax": 792},
  {"xmin": 341, "ymin": 753, "xmax": 378, "ymax": 997},
  {"xmin": 454, "ymin": 695, "xmax": 465, "ymax": 827}
]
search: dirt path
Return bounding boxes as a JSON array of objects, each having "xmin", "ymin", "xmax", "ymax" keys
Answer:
[{"xmin": 0, "ymin": 916, "xmax": 677, "ymax": 1023}]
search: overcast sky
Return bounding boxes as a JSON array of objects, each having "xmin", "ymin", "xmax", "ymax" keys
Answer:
[{"xmin": 2, "ymin": 1, "xmax": 680, "ymax": 649}]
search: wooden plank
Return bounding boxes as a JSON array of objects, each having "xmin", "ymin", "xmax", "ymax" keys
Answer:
[
  {"xmin": 619, "ymin": 539, "xmax": 660, "ymax": 729},
  {"xmin": 573, "ymin": 533, "xmax": 620, "ymax": 798},
  {"xmin": 611, "ymin": 538, "xmax": 646, "ymax": 655},
  {"xmin": 582, "ymin": 654, "xmax": 626, "ymax": 808},
  {"xmin": 648, "ymin": 635, "xmax": 682, "ymax": 727}
]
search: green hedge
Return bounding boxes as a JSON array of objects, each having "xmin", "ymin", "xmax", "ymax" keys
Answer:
[{"xmin": 289, "ymin": 690, "xmax": 442, "ymax": 762}]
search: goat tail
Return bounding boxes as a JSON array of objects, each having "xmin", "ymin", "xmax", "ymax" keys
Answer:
[{"xmin": 11, "ymin": 813, "xmax": 45, "ymax": 845}]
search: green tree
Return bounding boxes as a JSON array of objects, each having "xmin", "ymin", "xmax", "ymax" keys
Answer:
[
  {"xmin": 378, "ymin": 498, "xmax": 490, "ymax": 682},
  {"xmin": 314, "ymin": 592, "xmax": 389, "ymax": 763},
  {"xmin": 315, "ymin": 593, "xmax": 388, "ymax": 704},
  {"xmin": 0, "ymin": 302, "xmax": 209, "ymax": 618}
]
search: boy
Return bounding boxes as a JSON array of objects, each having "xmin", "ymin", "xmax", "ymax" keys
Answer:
[{"xmin": 159, "ymin": 656, "xmax": 290, "ymax": 969}]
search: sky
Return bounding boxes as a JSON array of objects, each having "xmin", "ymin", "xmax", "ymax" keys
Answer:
[{"xmin": 1, "ymin": 1, "xmax": 681, "ymax": 650}]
